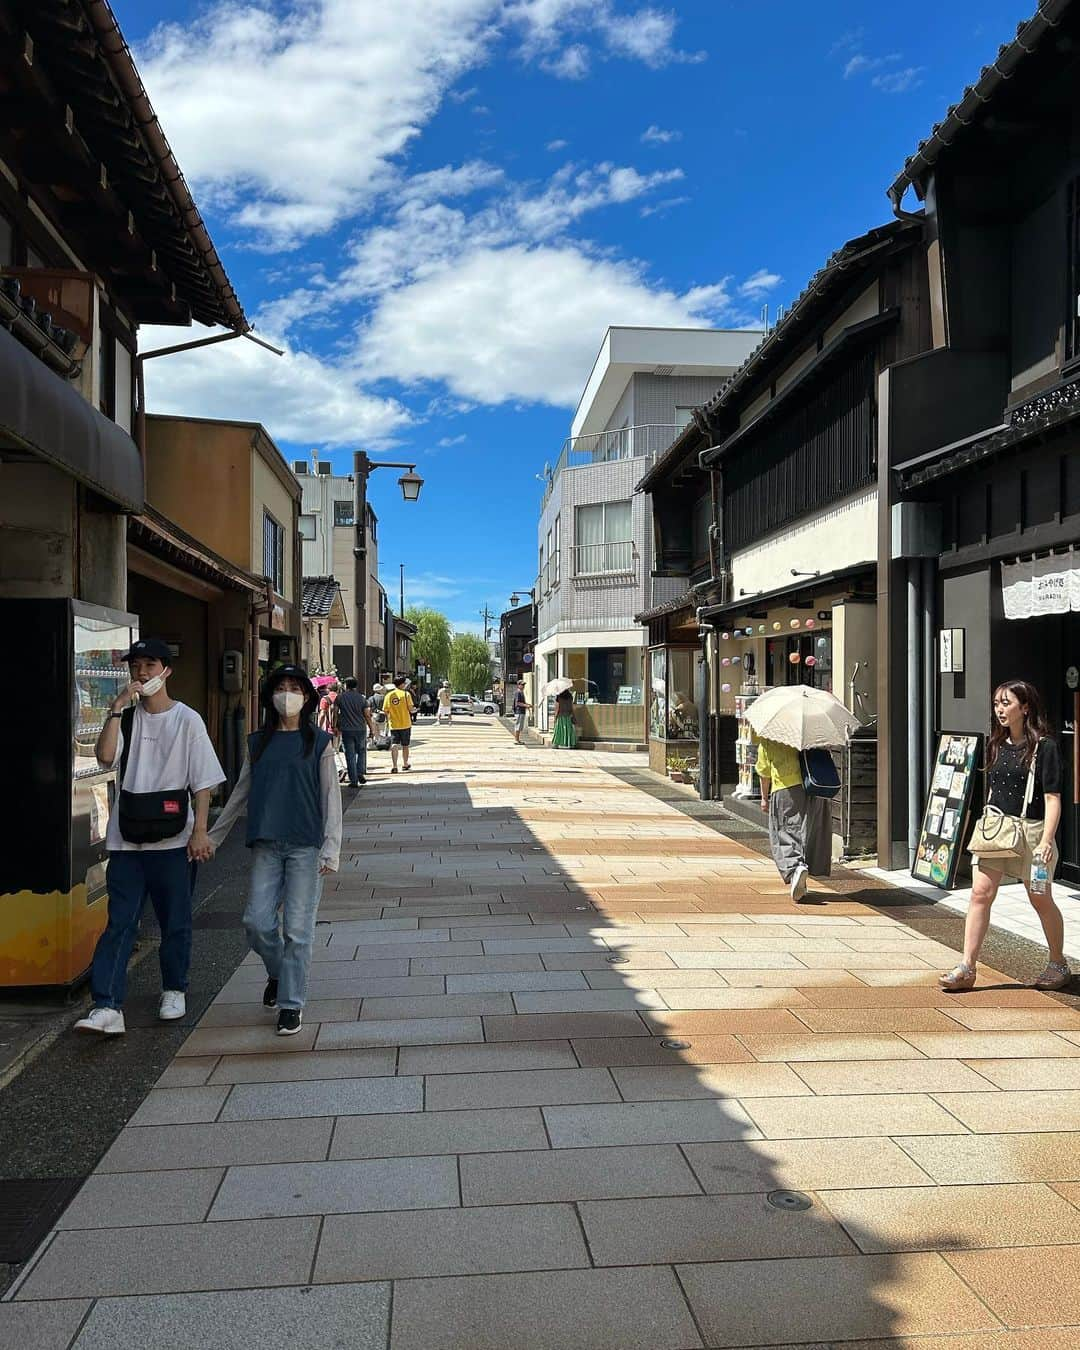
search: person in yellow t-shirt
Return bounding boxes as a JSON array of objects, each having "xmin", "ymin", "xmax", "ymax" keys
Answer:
[
  {"xmin": 382, "ymin": 675, "xmax": 415, "ymax": 774},
  {"xmin": 755, "ymin": 736, "xmax": 831, "ymax": 903}
]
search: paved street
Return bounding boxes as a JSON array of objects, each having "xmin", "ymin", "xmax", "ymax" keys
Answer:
[{"xmin": 5, "ymin": 717, "xmax": 1080, "ymax": 1349}]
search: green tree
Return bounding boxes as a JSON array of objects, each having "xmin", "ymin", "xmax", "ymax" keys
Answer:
[
  {"xmin": 449, "ymin": 633, "xmax": 490, "ymax": 695},
  {"xmin": 405, "ymin": 606, "xmax": 452, "ymax": 681}
]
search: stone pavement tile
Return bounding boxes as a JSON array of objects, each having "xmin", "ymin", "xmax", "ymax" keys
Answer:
[
  {"xmin": 97, "ymin": 1118, "xmax": 333, "ymax": 1172},
  {"xmin": 792, "ymin": 1059, "xmax": 996, "ymax": 1095},
  {"xmin": 483, "ymin": 1011, "xmax": 650, "ymax": 1040},
  {"xmin": 541, "ymin": 950, "xmax": 677, "ymax": 969},
  {"xmin": 669, "ymin": 952, "xmax": 806, "ymax": 969},
  {"xmin": 956, "ymin": 1058, "xmax": 1080, "ymax": 1091},
  {"xmin": 419, "ymin": 913, "xmax": 534, "ymax": 927},
  {"xmin": 795, "ymin": 951, "xmax": 940, "ymax": 968},
  {"xmin": 901, "ymin": 1030, "xmax": 1080, "ymax": 1058},
  {"xmin": 854, "ymin": 969, "xmax": 977, "ymax": 987},
  {"xmin": 17, "ymin": 1217, "xmax": 319, "ymax": 1299},
  {"xmin": 344, "ymin": 926, "xmax": 452, "ymax": 945},
  {"xmin": 315, "ymin": 1203, "xmax": 588, "ymax": 1281},
  {"xmin": 218, "ymin": 1075, "xmax": 421, "ymax": 1120},
  {"xmin": 156, "ymin": 1057, "xmax": 218, "ymax": 1087},
  {"xmin": 944, "ymin": 1245, "xmax": 1080, "ymax": 1327},
  {"xmin": 656, "ymin": 989, "xmax": 814, "ymax": 1010},
  {"xmin": 1059, "ymin": 1031, "xmax": 1080, "ymax": 1046},
  {"xmin": 0, "ymin": 1302, "xmax": 91, "ymax": 1350},
  {"xmin": 683, "ymin": 1137, "xmax": 933, "ymax": 1193},
  {"xmin": 331, "ymin": 1106, "xmax": 549, "ymax": 1159},
  {"xmin": 512, "ymin": 989, "xmax": 667, "ymax": 1013},
  {"xmin": 942, "ymin": 1007, "xmax": 1080, "ymax": 1031},
  {"xmin": 200, "ymin": 999, "xmax": 360, "ymax": 1027},
  {"xmin": 426, "ymin": 1067, "xmax": 619, "ymax": 1110},
  {"xmin": 801, "ymin": 986, "xmax": 1060, "ymax": 1008},
  {"xmin": 412, "ymin": 954, "xmax": 545, "ymax": 975},
  {"xmin": 69, "ymin": 1283, "xmax": 390, "ymax": 1350},
  {"xmin": 584, "ymin": 969, "xmax": 730, "ymax": 989},
  {"xmin": 480, "ymin": 937, "xmax": 605, "ymax": 953},
  {"xmin": 718, "ymin": 936, "xmax": 852, "ymax": 952},
  {"xmin": 723, "ymin": 968, "xmax": 868, "ymax": 987},
  {"xmin": 676, "ymin": 1252, "xmax": 996, "ymax": 1347},
  {"xmin": 451, "ymin": 924, "xmax": 572, "ymax": 940},
  {"xmin": 739, "ymin": 1092, "xmax": 969, "ymax": 1139},
  {"xmin": 611, "ymin": 1063, "xmax": 811, "ymax": 1101},
  {"xmin": 579, "ymin": 1192, "xmax": 854, "ymax": 1265},
  {"xmin": 793, "ymin": 1009, "xmax": 960, "ymax": 1033},
  {"xmin": 209, "ymin": 1156, "xmax": 458, "ymax": 1220},
  {"xmin": 821, "ymin": 1182, "xmax": 1080, "ymax": 1251},
  {"xmin": 446, "ymin": 970, "xmax": 588, "ymax": 992},
  {"xmin": 128, "ymin": 1085, "xmax": 230, "ymax": 1126},
  {"xmin": 326, "ymin": 940, "xmax": 484, "ymax": 960},
  {"xmin": 217, "ymin": 973, "xmax": 428, "ymax": 1002},
  {"xmin": 398, "ymin": 1039, "xmax": 577, "ymax": 1074},
  {"xmin": 933, "ymin": 1090, "xmax": 1080, "ymax": 1133},
  {"xmin": 895, "ymin": 1132, "xmax": 1080, "ymax": 1184},
  {"xmin": 460, "ymin": 1143, "xmax": 699, "ymax": 1205},
  {"xmin": 178, "ymin": 1023, "xmax": 318, "ymax": 1056},
  {"xmin": 777, "ymin": 1334, "xmax": 1080, "ymax": 1348},
  {"xmin": 543, "ymin": 1098, "xmax": 759, "ymax": 1147},
  {"xmin": 316, "ymin": 1016, "xmax": 484, "ymax": 1049},
  {"xmin": 358, "ymin": 993, "xmax": 515, "ymax": 1019},
  {"xmin": 643, "ymin": 1010, "xmax": 809, "ymax": 1035},
  {"xmin": 387, "ymin": 1266, "xmax": 702, "ymax": 1350},
  {"xmin": 572, "ymin": 1035, "xmax": 753, "ymax": 1067},
  {"xmin": 208, "ymin": 1047, "xmax": 397, "ymax": 1084},
  {"xmin": 330, "ymin": 916, "xmax": 420, "ymax": 931},
  {"xmin": 56, "ymin": 1167, "xmax": 223, "ymax": 1229},
  {"xmin": 1057, "ymin": 1181, "xmax": 1080, "ymax": 1207}
]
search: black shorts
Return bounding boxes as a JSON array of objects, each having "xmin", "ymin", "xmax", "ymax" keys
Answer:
[{"xmin": 391, "ymin": 728, "xmax": 412, "ymax": 746}]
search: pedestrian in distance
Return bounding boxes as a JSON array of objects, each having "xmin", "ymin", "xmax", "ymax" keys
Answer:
[
  {"xmin": 338, "ymin": 676, "xmax": 377, "ymax": 788},
  {"xmin": 941, "ymin": 679, "xmax": 1071, "ymax": 992},
  {"xmin": 512, "ymin": 680, "xmax": 531, "ymax": 744},
  {"xmin": 74, "ymin": 638, "xmax": 224, "ymax": 1036},
  {"xmin": 437, "ymin": 680, "xmax": 453, "ymax": 724},
  {"xmin": 208, "ymin": 666, "xmax": 341, "ymax": 1035},
  {"xmin": 383, "ymin": 674, "xmax": 415, "ymax": 772},
  {"xmin": 317, "ymin": 679, "xmax": 340, "ymax": 747},
  {"xmin": 756, "ymin": 736, "xmax": 831, "ymax": 903},
  {"xmin": 551, "ymin": 687, "xmax": 578, "ymax": 749}
]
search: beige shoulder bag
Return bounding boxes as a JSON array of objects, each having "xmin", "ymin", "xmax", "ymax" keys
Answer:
[{"xmin": 967, "ymin": 739, "xmax": 1040, "ymax": 860}]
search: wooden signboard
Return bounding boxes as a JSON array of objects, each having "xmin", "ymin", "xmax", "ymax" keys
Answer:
[{"xmin": 912, "ymin": 733, "xmax": 981, "ymax": 889}]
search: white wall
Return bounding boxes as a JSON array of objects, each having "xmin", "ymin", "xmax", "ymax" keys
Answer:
[{"xmin": 730, "ymin": 487, "xmax": 878, "ymax": 599}]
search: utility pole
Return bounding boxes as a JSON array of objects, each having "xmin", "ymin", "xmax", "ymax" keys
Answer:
[
  {"xmin": 480, "ymin": 604, "xmax": 495, "ymax": 644},
  {"xmin": 399, "ymin": 562, "xmax": 405, "ymax": 617}
]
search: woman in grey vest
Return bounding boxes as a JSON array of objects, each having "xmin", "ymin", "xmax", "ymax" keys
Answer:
[{"xmin": 209, "ymin": 666, "xmax": 342, "ymax": 1034}]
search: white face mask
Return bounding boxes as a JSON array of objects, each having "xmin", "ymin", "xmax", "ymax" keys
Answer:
[
  {"xmin": 139, "ymin": 674, "xmax": 166, "ymax": 697},
  {"xmin": 273, "ymin": 690, "xmax": 305, "ymax": 718}
]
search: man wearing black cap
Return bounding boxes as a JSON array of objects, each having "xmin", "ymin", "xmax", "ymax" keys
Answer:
[{"xmin": 74, "ymin": 638, "xmax": 225, "ymax": 1036}]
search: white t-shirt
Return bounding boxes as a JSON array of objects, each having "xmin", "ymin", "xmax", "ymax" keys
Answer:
[
  {"xmin": 437, "ymin": 688, "xmax": 452, "ymax": 708},
  {"xmin": 106, "ymin": 702, "xmax": 225, "ymax": 852}
]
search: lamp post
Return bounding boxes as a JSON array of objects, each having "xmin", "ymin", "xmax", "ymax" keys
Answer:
[{"xmin": 352, "ymin": 452, "xmax": 423, "ymax": 686}]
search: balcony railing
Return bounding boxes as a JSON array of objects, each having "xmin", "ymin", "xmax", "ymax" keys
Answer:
[
  {"xmin": 541, "ymin": 424, "xmax": 679, "ymax": 509},
  {"xmin": 573, "ymin": 540, "xmax": 635, "ymax": 576}
]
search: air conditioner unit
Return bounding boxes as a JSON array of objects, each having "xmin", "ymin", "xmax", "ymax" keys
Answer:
[
  {"xmin": 292, "ymin": 459, "xmax": 307, "ymax": 474},
  {"xmin": 317, "ymin": 463, "xmax": 332, "ymax": 475}
]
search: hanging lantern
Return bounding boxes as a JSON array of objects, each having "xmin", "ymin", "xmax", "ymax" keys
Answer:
[
  {"xmin": 721, "ymin": 631, "xmax": 730, "ymax": 641},
  {"xmin": 790, "ymin": 618, "xmax": 800, "ymax": 629},
  {"xmin": 805, "ymin": 656, "xmax": 817, "ymax": 668},
  {"xmin": 721, "ymin": 682, "xmax": 732, "ymax": 693},
  {"xmin": 788, "ymin": 651, "xmax": 801, "ymax": 665},
  {"xmin": 817, "ymin": 636, "xmax": 827, "ymax": 649},
  {"xmin": 806, "ymin": 618, "xmax": 816, "ymax": 629},
  {"xmin": 758, "ymin": 624, "xmax": 766, "ymax": 634},
  {"xmin": 772, "ymin": 621, "xmax": 781, "ymax": 632},
  {"xmin": 721, "ymin": 657, "xmax": 730, "ymax": 667}
]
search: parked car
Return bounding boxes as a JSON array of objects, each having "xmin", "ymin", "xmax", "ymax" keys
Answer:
[{"xmin": 450, "ymin": 694, "xmax": 497, "ymax": 715}]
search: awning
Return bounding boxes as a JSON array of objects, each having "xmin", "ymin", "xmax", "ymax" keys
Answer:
[
  {"xmin": 700, "ymin": 563, "xmax": 873, "ymax": 621},
  {"xmin": 0, "ymin": 325, "xmax": 143, "ymax": 511}
]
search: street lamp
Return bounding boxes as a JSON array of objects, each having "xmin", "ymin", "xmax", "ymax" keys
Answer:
[{"xmin": 352, "ymin": 451, "xmax": 425, "ymax": 685}]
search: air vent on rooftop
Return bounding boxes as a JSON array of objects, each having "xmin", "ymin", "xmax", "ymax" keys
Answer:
[{"xmin": 652, "ymin": 365, "xmax": 674, "ymax": 376}]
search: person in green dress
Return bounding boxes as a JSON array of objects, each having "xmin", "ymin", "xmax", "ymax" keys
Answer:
[{"xmin": 551, "ymin": 688, "xmax": 578, "ymax": 749}]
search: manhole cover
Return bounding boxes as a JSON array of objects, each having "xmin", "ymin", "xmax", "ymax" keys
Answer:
[
  {"xmin": 767, "ymin": 1190, "xmax": 812, "ymax": 1211},
  {"xmin": 660, "ymin": 1038, "xmax": 691, "ymax": 1051},
  {"xmin": 605, "ymin": 954, "xmax": 630, "ymax": 964},
  {"xmin": 0, "ymin": 1178, "xmax": 83, "ymax": 1262}
]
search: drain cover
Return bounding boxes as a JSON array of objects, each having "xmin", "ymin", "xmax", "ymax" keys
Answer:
[
  {"xmin": 660, "ymin": 1038, "xmax": 691, "ymax": 1051},
  {"xmin": 767, "ymin": 1189, "xmax": 812, "ymax": 1211},
  {"xmin": 0, "ymin": 1178, "xmax": 83, "ymax": 1262},
  {"xmin": 605, "ymin": 954, "xmax": 630, "ymax": 964}
]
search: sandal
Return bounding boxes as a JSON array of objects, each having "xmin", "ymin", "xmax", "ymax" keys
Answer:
[
  {"xmin": 939, "ymin": 961, "xmax": 977, "ymax": 992},
  {"xmin": 1032, "ymin": 960, "xmax": 1072, "ymax": 992}
]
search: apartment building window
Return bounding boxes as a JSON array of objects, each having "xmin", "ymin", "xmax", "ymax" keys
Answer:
[
  {"xmin": 299, "ymin": 514, "xmax": 317, "ymax": 541},
  {"xmin": 574, "ymin": 500, "xmax": 633, "ymax": 574},
  {"xmin": 1067, "ymin": 176, "xmax": 1080, "ymax": 366},
  {"xmin": 334, "ymin": 500, "xmax": 354, "ymax": 526},
  {"xmin": 539, "ymin": 540, "xmax": 546, "ymax": 593},
  {"xmin": 553, "ymin": 515, "xmax": 561, "ymax": 585},
  {"xmin": 263, "ymin": 511, "xmax": 285, "ymax": 593}
]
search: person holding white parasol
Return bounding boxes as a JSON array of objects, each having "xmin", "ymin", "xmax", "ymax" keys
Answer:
[{"xmin": 747, "ymin": 686, "xmax": 858, "ymax": 902}]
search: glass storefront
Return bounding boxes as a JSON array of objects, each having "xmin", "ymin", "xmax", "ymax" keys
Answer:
[{"xmin": 649, "ymin": 646, "xmax": 701, "ymax": 740}]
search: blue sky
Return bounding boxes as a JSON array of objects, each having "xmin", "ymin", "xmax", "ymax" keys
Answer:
[{"xmin": 117, "ymin": 0, "xmax": 1023, "ymax": 634}]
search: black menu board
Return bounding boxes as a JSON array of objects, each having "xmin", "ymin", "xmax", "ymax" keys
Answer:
[{"xmin": 912, "ymin": 733, "xmax": 982, "ymax": 889}]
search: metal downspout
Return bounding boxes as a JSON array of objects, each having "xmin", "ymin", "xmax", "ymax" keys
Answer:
[
  {"xmin": 907, "ymin": 561, "xmax": 921, "ymax": 865},
  {"xmin": 922, "ymin": 556, "xmax": 936, "ymax": 803}
]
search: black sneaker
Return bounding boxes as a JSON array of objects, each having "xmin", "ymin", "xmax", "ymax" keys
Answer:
[
  {"xmin": 263, "ymin": 978, "xmax": 278, "ymax": 1009},
  {"xmin": 356, "ymin": 775, "xmax": 366, "ymax": 784},
  {"xmin": 277, "ymin": 1008, "xmax": 302, "ymax": 1036}
]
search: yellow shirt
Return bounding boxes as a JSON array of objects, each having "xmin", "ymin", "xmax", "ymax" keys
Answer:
[
  {"xmin": 382, "ymin": 689, "xmax": 414, "ymax": 730},
  {"xmin": 755, "ymin": 738, "xmax": 803, "ymax": 792}
]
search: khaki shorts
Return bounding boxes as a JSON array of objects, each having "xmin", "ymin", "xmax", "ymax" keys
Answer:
[{"xmin": 973, "ymin": 818, "xmax": 1057, "ymax": 885}]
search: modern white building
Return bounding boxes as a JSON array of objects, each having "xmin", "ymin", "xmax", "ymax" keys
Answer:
[{"xmin": 534, "ymin": 327, "xmax": 760, "ymax": 743}]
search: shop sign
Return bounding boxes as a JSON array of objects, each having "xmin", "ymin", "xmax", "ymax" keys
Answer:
[
  {"xmin": 939, "ymin": 629, "xmax": 965, "ymax": 674},
  {"xmin": 271, "ymin": 604, "xmax": 286, "ymax": 632},
  {"xmin": 1001, "ymin": 554, "xmax": 1080, "ymax": 620},
  {"xmin": 913, "ymin": 733, "xmax": 981, "ymax": 889}
]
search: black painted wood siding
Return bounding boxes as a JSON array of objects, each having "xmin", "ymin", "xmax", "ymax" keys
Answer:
[{"xmin": 724, "ymin": 350, "xmax": 876, "ymax": 552}]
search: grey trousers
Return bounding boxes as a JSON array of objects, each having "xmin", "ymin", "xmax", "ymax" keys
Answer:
[{"xmin": 767, "ymin": 785, "xmax": 832, "ymax": 883}]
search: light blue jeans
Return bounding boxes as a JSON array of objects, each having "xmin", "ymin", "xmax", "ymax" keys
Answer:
[{"xmin": 244, "ymin": 843, "xmax": 324, "ymax": 1010}]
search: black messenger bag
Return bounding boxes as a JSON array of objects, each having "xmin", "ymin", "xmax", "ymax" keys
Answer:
[{"xmin": 116, "ymin": 707, "xmax": 189, "ymax": 844}]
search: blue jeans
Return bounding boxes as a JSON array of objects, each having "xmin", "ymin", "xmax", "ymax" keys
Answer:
[
  {"xmin": 92, "ymin": 849, "xmax": 195, "ymax": 1009},
  {"xmin": 245, "ymin": 843, "xmax": 324, "ymax": 1009},
  {"xmin": 341, "ymin": 729, "xmax": 367, "ymax": 785}
]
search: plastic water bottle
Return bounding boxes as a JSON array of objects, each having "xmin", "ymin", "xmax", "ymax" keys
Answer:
[{"xmin": 1031, "ymin": 857, "xmax": 1049, "ymax": 895}]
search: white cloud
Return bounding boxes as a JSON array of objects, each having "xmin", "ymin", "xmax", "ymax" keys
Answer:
[
  {"xmin": 141, "ymin": 325, "xmax": 411, "ymax": 449},
  {"xmin": 509, "ymin": 0, "xmax": 702, "ymax": 76},
  {"xmin": 872, "ymin": 66, "xmax": 925, "ymax": 94},
  {"xmin": 543, "ymin": 43, "xmax": 590, "ymax": 79},
  {"xmin": 641, "ymin": 124, "xmax": 681, "ymax": 144},
  {"xmin": 738, "ymin": 268, "xmax": 782, "ymax": 300},
  {"xmin": 437, "ymin": 434, "xmax": 468, "ymax": 447},
  {"xmin": 834, "ymin": 34, "xmax": 920, "ymax": 94},
  {"xmin": 639, "ymin": 195, "xmax": 690, "ymax": 218},
  {"xmin": 546, "ymin": 138, "xmax": 569, "ymax": 151}
]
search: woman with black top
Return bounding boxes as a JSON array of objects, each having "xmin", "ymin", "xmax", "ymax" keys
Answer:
[{"xmin": 941, "ymin": 680, "xmax": 1071, "ymax": 992}]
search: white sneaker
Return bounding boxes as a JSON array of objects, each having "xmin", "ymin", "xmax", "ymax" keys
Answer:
[
  {"xmin": 158, "ymin": 990, "xmax": 187, "ymax": 1021},
  {"xmin": 74, "ymin": 1007, "xmax": 126, "ymax": 1035},
  {"xmin": 790, "ymin": 865, "xmax": 809, "ymax": 902}
]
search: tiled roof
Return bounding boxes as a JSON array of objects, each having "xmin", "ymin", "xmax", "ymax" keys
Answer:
[{"xmin": 302, "ymin": 576, "xmax": 341, "ymax": 618}]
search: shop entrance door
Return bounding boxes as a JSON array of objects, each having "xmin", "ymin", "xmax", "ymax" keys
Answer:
[{"xmin": 1019, "ymin": 611, "xmax": 1080, "ymax": 883}]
